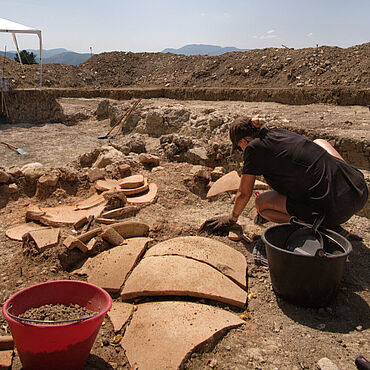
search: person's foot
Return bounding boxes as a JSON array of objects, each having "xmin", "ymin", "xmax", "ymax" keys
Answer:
[
  {"xmin": 252, "ymin": 238, "xmax": 268, "ymax": 266},
  {"xmin": 254, "ymin": 213, "xmax": 269, "ymax": 226},
  {"xmin": 330, "ymin": 225, "xmax": 363, "ymax": 241}
]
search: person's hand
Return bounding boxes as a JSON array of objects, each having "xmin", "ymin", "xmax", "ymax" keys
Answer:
[{"xmin": 199, "ymin": 214, "xmax": 236, "ymax": 235}]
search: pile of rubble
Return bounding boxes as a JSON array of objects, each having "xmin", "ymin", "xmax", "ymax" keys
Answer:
[{"xmin": 3, "ymin": 42, "xmax": 369, "ymax": 89}]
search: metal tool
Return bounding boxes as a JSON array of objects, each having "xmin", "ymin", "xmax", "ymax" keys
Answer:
[
  {"xmin": 1, "ymin": 141, "xmax": 27, "ymax": 155},
  {"xmin": 286, "ymin": 215, "xmax": 325, "ymax": 256}
]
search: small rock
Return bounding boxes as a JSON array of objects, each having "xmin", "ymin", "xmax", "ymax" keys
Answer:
[
  {"xmin": 7, "ymin": 183, "xmax": 19, "ymax": 195},
  {"xmin": 88, "ymin": 168, "xmax": 105, "ymax": 182},
  {"xmin": 38, "ymin": 172, "xmax": 59, "ymax": 187},
  {"xmin": 317, "ymin": 357, "xmax": 339, "ymax": 370},
  {"xmin": 0, "ymin": 169, "xmax": 10, "ymax": 183},
  {"xmin": 138, "ymin": 153, "xmax": 160, "ymax": 166},
  {"xmin": 151, "ymin": 166, "xmax": 164, "ymax": 173},
  {"xmin": 210, "ymin": 167, "xmax": 225, "ymax": 181},
  {"xmin": 190, "ymin": 165, "xmax": 210, "ymax": 180},
  {"xmin": 355, "ymin": 325, "xmax": 363, "ymax": 331},
  {"xmin": 316, "ymin": 323, "xmax": 326, "ymax": 330}
]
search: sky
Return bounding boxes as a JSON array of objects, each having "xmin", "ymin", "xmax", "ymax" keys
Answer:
[{"xmin": 0, "ymin": 0, "xmax": 369, "ymax": 54}]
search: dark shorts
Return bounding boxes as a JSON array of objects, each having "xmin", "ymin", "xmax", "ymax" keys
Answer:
[
  {"xmin": 286, "ymin": 185, "xmax": 368, "ymax": 227},
  {"xmin": 286, "ymin": 198, "xmax": 317, "ymax": 225}
]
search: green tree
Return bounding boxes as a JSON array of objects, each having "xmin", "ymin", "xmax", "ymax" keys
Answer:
[{"xmin": 14, "ymin": 50, "xmax": 37, "ymax": 65}]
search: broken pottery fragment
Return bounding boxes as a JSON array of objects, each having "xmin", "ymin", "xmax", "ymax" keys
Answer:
[
  {"xmin": 63, "ymin": 236, "xmax": 88, "ymax": 253},
  {"xmin": 25, "ymin": 205, "xmax": 45, "ymax": 222},
  {"xmin": 5, "ymin": 223, "xmax": 46, "ymax": 241},
  {"xmin": 86, "ymin": 237, "xmax": 99, "ymax": 253},
  {"xmin": 121, "ymin": 301, "xmax": 244, "ymax": 370},
  {"xmin": 101, "ymin": 205, "xmax": 139, "ymax": 219},
  {"xmin": 39, "ymin": 203, "xmax": 106, "ymax": 227},
  {"xmin": 145, "ymin": 236, "xmax": 247, "ymax": 289},
  {"xmin": 75, "ymin": 193, "xmax": 105, "ymax": 210},
  {"xmin": 206, "ymin": 171, "xmax": 240, "ymax": 198},
  {"xmin": 126, "ymin": 183, "xmax": 158, "ymax": 205},
  {"xmin": 77, "ymin": 227, "xmax": 102, "ymax": 243},
  {"xmin": 107, "ymin": 302, "xmax": 134, "ymax": 333},
  {"xmin": 119, "ymin": 174, "xmax": 145, "ymax": 189},
  {"xmin": 121, "ymin": 255, "xmax": 248, "ymax": 308},
  {"xmin": 120, "ymin": 179, "xmax": 149, "ymax": 196},
  {"xmin": 95, "ymin": 179, "xmax": 120, "ymax": 192},
  {"xmin": 75, "ymin": 237, "xmax": 151, "ymax": 293},
  {"xmin": 111, "ymin": 221, "xmax": 149, "ymax": 238},
  {"xmin": 73, "ymin": 216, "xmax": 88, "ymax": 230},
  {"xmin": 100, "ymin": 227, "xmax": 125, "ymax": 246},
  {"xmin": 95, "ymin": 218, "xmax": 119, "ymax": 225},
  {"xmin": 0, "ymin": 350, "xmax": 13, "ymax": 369},
  {"xmin": 0, "ymin": 335, "xmax": 14, "ymax": 350},
  {"xmin": 26, "ymin": 228, "xmax": 60, "ymax": 251}
]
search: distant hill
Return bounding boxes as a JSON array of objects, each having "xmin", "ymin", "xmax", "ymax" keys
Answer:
[
  {"xmin": 161, "ymin": 44, "xmax": 250, "ymax": 56},
  {"xmin": 43, "ymin": 52, "xmax": 92, "ymax": 66},
  {"xmin": 0, "ymin": 48, "xmax": 91, "ymax": 66}
]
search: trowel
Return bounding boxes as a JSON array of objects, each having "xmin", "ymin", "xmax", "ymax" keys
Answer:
[
  {"xmin": 286, "ymin": 216, "xmax": 325, "ymax": 257},
  {"xmin": 1, "ymin": 141, "xmax": 27, "ymax": 155}
]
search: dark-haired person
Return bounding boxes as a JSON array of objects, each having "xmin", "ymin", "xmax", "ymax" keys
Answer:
[{"xmin": 201, "ymin": 115, "xmax": 368, "ymax": 243}]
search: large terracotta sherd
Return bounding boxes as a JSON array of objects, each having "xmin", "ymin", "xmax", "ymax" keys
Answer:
[
  {"xmin": 5, "ymin": 223, "xmax": 47, "ymax": 241},
  {"xmin": 119, "ymin": 174, "xmax": 145, "ymax": 189},
  {"xmin": 75, "ymin": 193, "xmax": 105, "ymax": 210},
  {"xmin": 75, "ymin": 237, "xmax": 151, "ymax": 293},
  {"xmin": 39, "ymin": 203, "xmax": 106, "ymax": 227},
  {"xmin": 107, "ymin": 302, "xmax": 134, "ymax": 332},
  {"xmin": 207, "ymin": 170, "xmax": 240, "ymax": 198},
  {"xmin": 145, "ymin": 236, "xmax": 247, "ymax": 289},
  {"xmin": 121, "ymin": 255, "xmax": 247, "ymax": 308},
  {"xmin": 27, "ymin": 228, "xmax": 60, "ymax": 251},
  {"xmin": 121, "ymin": 301, "xmax": 244, "ymax": 370},
  {"xmin": 111, "ymin": 221, "xmax": 149, "ymax": 238},
  {"xmin": 95, "ymin": 179, "xmax": 120, "ymax": 192},
  {"xmin": 126, "ymin": 183, "xmax": 158, "ymax": 205},
  {"xmin": 120, "ymin": 179, "xmax": 148, "ymax": 195}
]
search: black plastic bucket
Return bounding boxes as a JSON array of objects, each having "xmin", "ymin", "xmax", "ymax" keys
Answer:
[{"xmin": 261, "ymin": 223, "xmax": 352, "ymax": 307}]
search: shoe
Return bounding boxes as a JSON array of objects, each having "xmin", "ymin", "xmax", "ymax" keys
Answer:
[
  {"xmin": 330, "ymin": 225, "xmax": 363, "ymax": 241},
  {"xmin": 252, "ymin": 239, "xmax": 268, "ymax": 266},
  {"xmin": 254, "ymin": 213, "xmax": 269, "ymax": 226}
]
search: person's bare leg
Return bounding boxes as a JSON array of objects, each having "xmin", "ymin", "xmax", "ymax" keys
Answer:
[
  {"xmin": 255, "ymin": 191, "xmax": 290, "ymax": 223},
  {"xmin": 314, "ymin": 139, "xmax": 345, "ymax": 161}
]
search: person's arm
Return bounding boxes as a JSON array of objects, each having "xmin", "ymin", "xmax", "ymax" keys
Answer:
[{"xmin": 231, "ymin": 174, "xmax": 256, "ymax": 221}]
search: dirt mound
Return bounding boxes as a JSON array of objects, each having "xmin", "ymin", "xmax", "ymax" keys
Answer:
[{"xmin": 3, "ymin": 43, "xmax": 370, "ymax": 89}]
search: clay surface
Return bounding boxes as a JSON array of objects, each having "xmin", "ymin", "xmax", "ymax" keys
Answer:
[
  {"xmin": 145, "ymin": 236, "xmax": 247, "ymax": 288},
  {"xmin": 121, "ymin": 255, "xmax": 248, "ymax": 308},
  {"xmin": 121, "ymin": 301, "xmax": 244, "ymax": 370}
]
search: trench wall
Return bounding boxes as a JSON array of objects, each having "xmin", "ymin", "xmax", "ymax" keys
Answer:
[
  {"xmin": 3, "ymin": 87, "xmax": 370, "ymax": 125},
  {"xmin": 2, "ymin": 87, "xmax": 369, "ymax": 171}
]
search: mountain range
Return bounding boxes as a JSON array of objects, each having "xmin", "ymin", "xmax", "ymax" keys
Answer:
[
  {"xmin": 161, "ymin": 44, "xmax": 250, "ymax": 56},
  {"xmin": 0, "ymin": 48, "xmax": 92, "ymax": 66},
  {"xmin": 0, "ymin": 44, "xmax": 250, "ymax": 66}
]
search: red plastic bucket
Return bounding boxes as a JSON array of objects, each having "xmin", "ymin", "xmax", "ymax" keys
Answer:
[{"xmin": 2, "ymin": 280, "xmax": 112, "ymax": 370}]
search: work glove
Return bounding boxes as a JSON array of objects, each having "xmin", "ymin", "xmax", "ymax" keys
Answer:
[{"xmin": 199, "ymin": 214, "xmax": 236, "ymax": 235}]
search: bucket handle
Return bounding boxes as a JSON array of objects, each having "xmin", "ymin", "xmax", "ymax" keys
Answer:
[{"xmin": 6, "ymin": 304, "xmax": 101, "ymax": 324}]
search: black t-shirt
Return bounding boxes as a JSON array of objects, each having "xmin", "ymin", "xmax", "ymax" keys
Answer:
[{"xmin": 242, "ymin": 128, "xmax": 367, "ymax": 222}]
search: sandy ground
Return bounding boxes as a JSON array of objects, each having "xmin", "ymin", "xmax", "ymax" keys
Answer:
[{"xmin": 0, "ymin": 99, "xmax": 369, "ymax": 370}]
